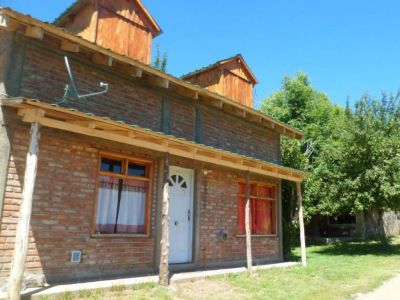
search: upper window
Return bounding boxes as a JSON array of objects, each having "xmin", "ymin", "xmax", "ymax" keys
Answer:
[
  {"xmin": 237, "ymin": 181, "xmax": 276, "ymax": 235},
  {"xmin": 95, "ymin": 154, "xmax": 152, "ymax": 235}
]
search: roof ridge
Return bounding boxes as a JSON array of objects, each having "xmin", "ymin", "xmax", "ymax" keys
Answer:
[{"xmin": 181, "ymin": 54, "xmax": 258, "ymax": 84}]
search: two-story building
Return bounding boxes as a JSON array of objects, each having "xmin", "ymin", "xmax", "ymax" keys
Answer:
[{"xmin": 0, "ymin": 0, "xmax": 306, "ymax": 294}]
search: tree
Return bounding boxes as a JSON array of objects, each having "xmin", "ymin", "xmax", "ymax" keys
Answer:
[
  {"xmin": 261, "ymin": 72, "xmax": 344, "ymax": 253},
  {"xmin": 153, "ymin": 44, "xmax": 168, "ymax": 72},
  {"xmin": 313, "ymin": 93, "xmax": 400, "ymax": 243}
]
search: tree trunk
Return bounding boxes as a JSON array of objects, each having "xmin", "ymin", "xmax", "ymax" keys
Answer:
[
  {"xmin": 8, "ymin": 122, "xmax": 41, "ymax": 300},
  {"xmin": 245, "ymin": 171, "xmax": 252, "ymax": 273},
  {"xmin": 159, "ymin": 152, "xmax": 170, "ymax": 286},
  {"xmin": 296, "ymin": 181, "xmax": 307, "ymax": 267},
  {"xmin": 376, "ymin": 209, "xmax": 388, "ymax": 245}
]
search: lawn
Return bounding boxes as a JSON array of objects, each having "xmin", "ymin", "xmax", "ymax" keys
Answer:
[{"xmin": 36, "ymin": 236, "xmax": 400, "ymax": 300}]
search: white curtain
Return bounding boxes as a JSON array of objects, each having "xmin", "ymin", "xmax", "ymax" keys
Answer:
[
  {"xmin": 96, "ymin": 176, "xmax": 119, "ymax": 233},
  {"xmin": 117, "ymin": 180, "xmax": 146, "ymax": 234}
]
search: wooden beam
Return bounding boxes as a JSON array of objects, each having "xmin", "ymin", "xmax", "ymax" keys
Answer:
[
  {"xmin": 60, "ymin": 40, "xmax": 80, "ymax": 53},
  {"xmin": 159, "ymin": 152, "xmax": 170, "ymax": 286},
  {"xmin": 66, "ymin": 120, "xmax": 96, "ymax": 128},
  {"xmin": 25, "ymin": 26, "xmax": 43, "ymax": 39},
  {"xmin": 117, "ymin": 64, "xmax": 143, "ymax": 78},
  {"xmin": 0, "ymin": 11, "xmax": 9, "ymax": 28},
  {"xmin": 133, "ymin": 67, "xmax": 143, "ymax": 78},
  {"xmin": 92, "ymin": 53, "xmax": 113, "ymax": 66},
  {"xmin": 245, "ymin": 171, "xmax": 253, "ymax": 273},
  {"xmin": 8, "ymin": 122, "xmax": 41, "ymax": 300},
  {"xmin": 156, "ymin": 78, "xmax": 170, "ymax": 89},
  {"xmin": 18, "ymin": 108, "xmax": 45, "ymax": 119},
  {"xmin": 12, "ymin": 101, "xmax": 306, "ymax": 182},
  {"xmin": 296, "ymin": 181, "xmax": 307, "ymax": 267}
]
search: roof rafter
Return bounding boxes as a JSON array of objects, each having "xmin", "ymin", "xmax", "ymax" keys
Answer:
[{"xmin": 3, "ymin": 98, "xmax": 307, "ymax": 182}]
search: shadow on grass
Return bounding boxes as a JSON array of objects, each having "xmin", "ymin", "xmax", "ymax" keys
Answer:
[
  {"xmin": 285, "ymin": 237, "xmax": 400, "ymax": 261},
  {"xmin": 314, "ymin": 237, "xmax": 400, "ymax": 257}
]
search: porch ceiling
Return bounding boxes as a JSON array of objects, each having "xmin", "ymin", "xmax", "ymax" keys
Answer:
[{"xmin": 1, "ymin": 97, "xmax": 307, "ymax": 182}]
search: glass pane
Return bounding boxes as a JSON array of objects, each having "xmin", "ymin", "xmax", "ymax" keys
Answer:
[
  {"xmin": 171, "ymin": 175, "xmax": 177, "ymax": 183},
  {"xmin": 250, "ymin": 184, "xmax": 257, "ymax": 196},
  {"xmin": 101, "ymin": 157, "xmax": 123, "ymax": 174},
  {"xmin": 258, "ymin": 185, "xmax": 271, "ymax": 198},
  {"xmin": 251, "ymin": 199, "xmax": 272, "ymax": 234},
  {"xmin": 127, "ymin": 162, "xmax": 147, "ymax": 177}
]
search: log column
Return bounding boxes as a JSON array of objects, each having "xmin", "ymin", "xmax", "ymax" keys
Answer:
[
  {"xmin": 159, "ymin": 152, "xmax": 170, "ymax": 286},
  {"xmin": 8, "ymin": 122, "xmax": 41, "ymax": 300},
  {"xmin": 245, "ymin": 171, "xmax": 253, "ymax": 273},
  {"xmin": 296, "ymin": 181, "xmax": 307, "ymax": 267}
]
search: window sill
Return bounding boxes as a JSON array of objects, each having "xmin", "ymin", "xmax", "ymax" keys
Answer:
[
  {"xmin": 236, "ymin": 234, "xmax": 278, "ymax": 238},
  {"xmin": 91, "ymin": 233, "xmax": 150, "ymax": 239}
]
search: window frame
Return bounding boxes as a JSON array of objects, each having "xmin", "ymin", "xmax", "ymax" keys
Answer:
[
  {"xmin": 236, "ymin": 179, "xmax": 278, "ymax": 237},
  {"xmin": 91, "ymin": 152, "xmax": 153, "ymax": 238}
]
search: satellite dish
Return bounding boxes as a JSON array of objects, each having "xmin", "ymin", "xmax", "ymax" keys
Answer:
[{"xmin": 59, "ymin": 56, "xmax": 108, "ymax": 103}]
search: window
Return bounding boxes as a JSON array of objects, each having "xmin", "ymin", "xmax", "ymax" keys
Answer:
[
  {"xmin": 237, "ymin": 181, "xmax": 276, "ymax": 235},
  {"xmin": 94, "ymin": 154, "xmax": 152, "ymax": 235}
]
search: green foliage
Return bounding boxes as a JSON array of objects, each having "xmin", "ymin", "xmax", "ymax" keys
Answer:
[
  {"xmin": 313, "ymin": 93, "xmax": 400, "ymax": 241},
  {"xmin": 262, "ymin": 72, "xmax": 343, "ymax": 252},
  {"xmin": 153, "ymin": 44, "xmax": 168, "ymax": 72},
  {"xmin": 262, "ymin": 72, "xmax": 400, "ymax": 246}
]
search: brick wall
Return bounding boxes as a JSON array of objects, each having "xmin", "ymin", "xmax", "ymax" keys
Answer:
[
  {"xmin": 15, "ymin": 37, "xmax": 279, "ymax": 162},
  {"xmin": 169, "ymin": 98, "xmax": 195, "ymax": 141},
  {"xmin": 0, "ymin": 125, "xmax": 159, "ymax": 283},
  {"xmin": 0, "ymin": 125, "xmax": 281, "ymax": 284},
  {"xmin": 20, "ymin": 44, "xmax": 162, "ymax": 132},
  {"xmin": 203, "ymin": 110, "xmax": 280, "ymax": 163},
  {"xmin": 199, "ymin": 169, "xmax": 280, "ymax": 264}
]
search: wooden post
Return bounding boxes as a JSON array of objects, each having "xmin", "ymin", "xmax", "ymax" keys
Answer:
[
  {"xmin": 8, "ymin": 122, "xmax": 41, "ymax": 300},
  {"xmin": 296, "ymin": 181, "xmax": 307, "ymax": 267},
  {"xmin": 245, "ymin": 171, "xmax": 253, "ymax": 273},
  {"xmin": 159, "ymin": 152, "xmax": 170, "ymax": 286}
]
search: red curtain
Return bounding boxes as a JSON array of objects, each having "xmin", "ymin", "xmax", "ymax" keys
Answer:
[
  {"xmin": 252, "ymin": 200, "xmax": 271, "ymax": 234},
  {"xmin": 237, "ymin": 183, "xmax": 276, "ymax": 235},
  {"xmin": 238, "ymin": 196, "xmax": 246, "ymax": 235}
]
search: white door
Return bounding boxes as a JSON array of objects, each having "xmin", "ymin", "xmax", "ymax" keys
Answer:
[{"xmin": 168, "ymin": 166, "xmax": 194, "ymax": 264}]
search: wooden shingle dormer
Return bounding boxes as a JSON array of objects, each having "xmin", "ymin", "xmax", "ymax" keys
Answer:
[
  {"xmin": 181, "ymin": 55, "xmax": 258, "ymax": 107},
  {"xmin": 54, "ymin": 0, "xmax": 162, "ymax": 64}
]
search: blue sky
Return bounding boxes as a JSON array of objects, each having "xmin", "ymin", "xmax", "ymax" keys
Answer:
[{"xmin": 2, "ymin": 0, "xmax": 400, "ymax": 108}]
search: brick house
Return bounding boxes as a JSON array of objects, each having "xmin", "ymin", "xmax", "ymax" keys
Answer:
[{"xmin": 0, "ymin": 0, "xmax": 306, "ymax": 292}]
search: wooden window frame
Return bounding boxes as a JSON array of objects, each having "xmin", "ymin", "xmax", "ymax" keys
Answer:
[
  {"xmin": 91, "ymin": 152, "xmax": 153, "ymax": 238},
  {"xmin": 236, "ymin": 179, "xmax": 278, "ymax": 237}
]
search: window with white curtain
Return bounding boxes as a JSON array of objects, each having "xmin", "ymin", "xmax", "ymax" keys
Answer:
[{"xmin": 95, "ymin": 155, "xmax": 151, "ymax": 235}]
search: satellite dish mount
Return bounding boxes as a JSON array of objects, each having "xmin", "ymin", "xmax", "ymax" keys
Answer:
[{"xmin": 59, "ymin": 56, "xmax": 108, "ymax": 103}]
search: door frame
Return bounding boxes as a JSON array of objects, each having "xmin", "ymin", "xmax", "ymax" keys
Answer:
[{"xmin": 168, "ymin": 165, "xmax": 194, "ymax": 264}]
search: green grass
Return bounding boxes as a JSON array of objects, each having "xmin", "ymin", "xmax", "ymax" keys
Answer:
[
  {"xmin": 221, "ymin": 236, "xmax": 400, "ymax": 300},
  {"xmin": 36, "ymin": 237, "xmax": 400, "ymax": 300}
]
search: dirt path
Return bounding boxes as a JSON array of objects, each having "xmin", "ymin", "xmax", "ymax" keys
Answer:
[
  {"xmin": 355, "ymin": 274, "xmax": 400, "ymax": 300},
  {"xmin": 169, "ymin": 279, "xmax": 249, "ymax": 300}
]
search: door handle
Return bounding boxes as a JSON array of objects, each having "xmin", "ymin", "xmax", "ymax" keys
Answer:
[
  {"xmin": 174, "ymin": 221, "xmax": 179, "ymax": 226},
  {"xmin": 188, "ymin": 209, "xmax": 191, "ymax": 221}
]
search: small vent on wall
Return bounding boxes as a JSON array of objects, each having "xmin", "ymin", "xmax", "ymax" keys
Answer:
[{"xmin": 71, "ymin": 250, "xmax": 82, "ymax": 263}]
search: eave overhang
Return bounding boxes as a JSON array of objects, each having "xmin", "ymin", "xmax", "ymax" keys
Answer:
[
  {"xmin": 2, "ymin": 98, "xmax": 308, "ymax": 182},
  {"xmin": 0, "ymin": 7, "xmax": 304, "ymax": 140}
]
